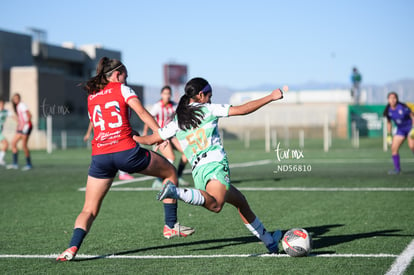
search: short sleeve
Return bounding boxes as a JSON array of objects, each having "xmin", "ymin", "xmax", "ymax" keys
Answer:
[
  {"xmin": 18, "ymin": 103, "xmax": 29, "ymax": 113},
  {"xmin": 120, "ymin": 84, "xmax": 138, "ymax": 103},
  {"xmin": 158, "ymin": 120, "xmax": 179, "ymax": 140},
  {"xmin": 210, "ymin": 104, "xmax": 231, "ymax": 118},
  {"xmin": 150, "ymin": 102, "xmax": 161, "ymax": 116}
]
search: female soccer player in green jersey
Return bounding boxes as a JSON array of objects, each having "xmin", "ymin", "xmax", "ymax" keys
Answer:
[{"xmin": 134, "ymin": 77, "xmax": 285, "ymax": 253}]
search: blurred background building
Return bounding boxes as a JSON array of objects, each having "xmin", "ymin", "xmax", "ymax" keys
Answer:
[{"xmin": 0, "ymin": 29, "xmax": 143, "ymax": 149}]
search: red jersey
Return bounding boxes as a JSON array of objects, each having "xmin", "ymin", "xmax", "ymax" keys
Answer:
[{"xmin": 88, "ymin": 82, "xmax": 138, "ymax": 155}]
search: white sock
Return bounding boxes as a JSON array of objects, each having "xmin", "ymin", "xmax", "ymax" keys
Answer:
[
  {"xmin": 244, "ymin": 217, "xmax": 274, "ymax": 246},
  {"xmin": 0, "ymin": 151, "xmax": 4, "ymax": 161},
  {"xmin": 177, "ymin": 188, "xmax": 205, "ymax": 206}
]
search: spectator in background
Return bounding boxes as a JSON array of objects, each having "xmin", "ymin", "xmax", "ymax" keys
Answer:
[
  {"xmin": 7, "ymin": 93, "xmax": 33, "ymax": 171},
  {"xmin": 0, "ymin": 99, "xmax": 10, "ymax": 166},
  {"xmin": 351, "ymin": 67, "xmax": 362, "ymax": 104},
  {"xmin": 143, "ymin": 85, "xmax": 189, "ymax": 188}
]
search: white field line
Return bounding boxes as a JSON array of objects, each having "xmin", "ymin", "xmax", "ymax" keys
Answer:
[
  {"xmin": 386, "ymin": 239, "xmax": 414, "ymax": 275},
  {"xmin": 77, "ymin": 158, "xmax": 414, "ymax": 191},
  {"xmin": 0, "ymin": 253, "xmax": 398, "ymax": 260},
  {"xmin": 81, "ymin": 187, "xmax": 414, "ymax": 192},
  {"xmin": 78, "ymin": 159, "xmax": 273, "ymax": 191}
]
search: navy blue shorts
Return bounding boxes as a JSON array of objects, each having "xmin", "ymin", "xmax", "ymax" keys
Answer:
[{"xmin": 88, "ymin": 146, "xmax": 151, "ymax": 179}]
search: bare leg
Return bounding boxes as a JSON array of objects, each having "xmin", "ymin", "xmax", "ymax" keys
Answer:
[
  {"xmin": 74, "ymin": 176, "xmax": 113, "ymax": 231},
  {"xmin": 140, "ymin": 151, "xmax": 178, "ymax": 204}
]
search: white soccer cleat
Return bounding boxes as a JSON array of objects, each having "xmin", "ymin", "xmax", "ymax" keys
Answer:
[
  {"xmin": 21, "ymin": 165, "xmax": 32, "ymax": 171},
  {"xmin": 56, "ymin": 246, "xmax": 78, "ymax": 262},
  {"xmin": 163, "ymin": 223, "xmax": 195, "ymax": 239},
  {"xmin": 6, "ymin": 164, "xmax": 18, "ymax": 170}
]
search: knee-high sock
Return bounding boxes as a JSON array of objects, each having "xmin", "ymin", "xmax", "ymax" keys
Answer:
[
  {"xmin": 392, "ymin": 154, "xmax": 400, "ymax": 171},
  {"xmin": 244, "ymin": 217, "xmax": 274, "ymax": 246}
]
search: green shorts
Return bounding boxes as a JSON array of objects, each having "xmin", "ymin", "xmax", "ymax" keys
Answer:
[{"xmin": 192, "ymin": 159, "xmax": 231, "ymax": 191}]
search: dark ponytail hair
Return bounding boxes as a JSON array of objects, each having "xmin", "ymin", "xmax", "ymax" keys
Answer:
[
  {"xmin": 12, "ymin": 93, "xmax": 21, "ymax": 114},
  {"xmin": 176, "ymin": 77, "xmax": 209, "ymax": 130},
  {"xmin": 84, "ymin": 57, "xmax": 126, "ymax": 94}
]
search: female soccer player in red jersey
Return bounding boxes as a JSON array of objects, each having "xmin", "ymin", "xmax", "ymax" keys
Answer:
[{"xmin": 56, "ymin": 57, "xmax": 194, "ymax": 261}]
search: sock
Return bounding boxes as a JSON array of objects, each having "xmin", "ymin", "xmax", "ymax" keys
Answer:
[
  {"xmin": 177, "ymin": 188, "xmax": 205, "ymax": 206},
  {"xmin": 164, "ymin": 203, "xmax": 177, "ymax": 228},
  {"xmin": 177, "ymin": 159, "xmax": 186, "ymax": 178},
  {"xmin": 392, "ymin": 154, "xmax": 400, "ymax": 172},
  {"xmin": 13, "ymin": 153, "xmax": 18, "ymax": 165},
  {"xmin": 0, "ymin": 151, "xmax": 4, "ymax": 161},
  {"xmin": 26, "ymin": 155, "xmax": 32, "ymax": 166},
  {"xmin": 69, "ymin": 228, "xmax": 87, "ymax": 249},
  {"xmin": 244, "ymin": 217, "xmax": 274, "ymax": 246}
]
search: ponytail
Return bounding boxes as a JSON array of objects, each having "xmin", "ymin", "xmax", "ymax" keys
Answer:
[
  {"xmin": 176, "ymin": 77, "xmax": 210, "ymax": 130},
  {"xmin": 84, "ymin": 57, "xmax": 125, "ymax": 95}
]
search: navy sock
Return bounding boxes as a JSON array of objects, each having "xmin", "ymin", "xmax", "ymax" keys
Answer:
[
  {"xmin": 26, "ymin": 156, "xmax": 32, "ymax": 166},
  {"xmin": 164, "ymin": 203, "xmax": 177, "ymax": 228},
  {"xmin": 69, "ymin": 228, "xmax": 87, "ymax": 249},
  {"xmin": 13, "ymin": 153, "xmax": 18, "ymax": 165}
]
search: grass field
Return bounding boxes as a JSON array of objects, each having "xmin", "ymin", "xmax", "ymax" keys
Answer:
[{"xmin": 1, "ymin": 138, "xmax": 413, "ymax": 274}]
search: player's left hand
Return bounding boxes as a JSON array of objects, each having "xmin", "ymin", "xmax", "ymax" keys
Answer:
[
  {"xmin": 387, "ymin": 134, "xmax": 392, "ymax": 145},
  {"xmin": 271, "ymin": 86, "xmax": 286, "ymax": 101}
]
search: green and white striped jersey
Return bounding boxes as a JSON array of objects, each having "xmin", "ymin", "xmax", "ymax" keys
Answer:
[
  {"xmin": 0, "ymin": 109, "xmax": 9, "ymax": 132},
  {"xmin": 158, "ymin": 103, "xmax": 230, "ymax": 169}
]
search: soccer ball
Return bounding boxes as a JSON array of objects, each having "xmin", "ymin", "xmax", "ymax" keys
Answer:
[{"xmin": 282, "ymin": 228, "xmax": 312, "ymax": 257}]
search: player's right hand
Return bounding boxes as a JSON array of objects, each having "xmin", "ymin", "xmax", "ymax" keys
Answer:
[{"xmin": 387, "ymin": 134, "xmax": 392, "ymax": 145}]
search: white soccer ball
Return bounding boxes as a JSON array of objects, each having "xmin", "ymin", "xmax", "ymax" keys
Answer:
[{"xmin": 282, "ymin": 228, "xmax": 312, "ymax": 257}]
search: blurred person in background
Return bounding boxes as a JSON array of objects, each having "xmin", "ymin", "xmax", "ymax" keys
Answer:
[
  {"xmin": 142, "ymin": 85, "xmax": 189, "ymax": 188},
  {"xmin": 7, "ymin": 93, "xmax": 33, "ymax": 171},
  {"xmin": 0, "ymin": 99, "xmax": 10, "ymax": 166},
  {"xmin": 383, "ymin": 91, "xmax": 414, "ymax": 175},
  {"xmin": 350, "ymin": 67, "xmax": 362, "ymax": 104}
]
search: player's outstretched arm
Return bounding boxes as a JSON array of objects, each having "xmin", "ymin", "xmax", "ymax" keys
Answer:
[
  {"xmin": 133, "ymin": 131, "xmax": 163, "ymax": 145},
  {"xmin": 228, "ymin": 87, "xmax": 285, "ymax": 117}
]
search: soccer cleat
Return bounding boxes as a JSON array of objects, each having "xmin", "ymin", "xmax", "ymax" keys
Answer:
[
  {"xmin": 151, "ymin": 178, "xmax": 163, "ymax": 189},
  {"xmin": 56, "ymin": 246, "xmax": 78, "ymax": 262},
  {"xmin": 388, "ymin": 169, "xmax": 401, "ymax": 175},
  {"xmin": 119, "ymin": 173, "xmax": 134, "ymax": 180},
  {"xmin": 266, "ymin": 230, "xmax": 282, "ymax": 254},
  {"xmin": 6, "ymin": 164, "xmax": 18, "ymax": 170},
  {"xmin": 156, "ymin": 181, "xmax": 178, "ymax": 201},
  {"xmin": 21, "ymin": 165, "xmax": 32, "ymax": 171},
  {"xmin": 178, "ymin": 177, "xmax": 190, "ymax": 187},
  {"xmin": 163, "ymin": 223, "xmax": 195, "ymax": 239}
]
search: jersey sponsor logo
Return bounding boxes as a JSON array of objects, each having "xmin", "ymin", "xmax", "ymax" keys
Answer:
[{"xmin": 89, "ymin": 88, "xmax": 113, "ymax": 100}]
